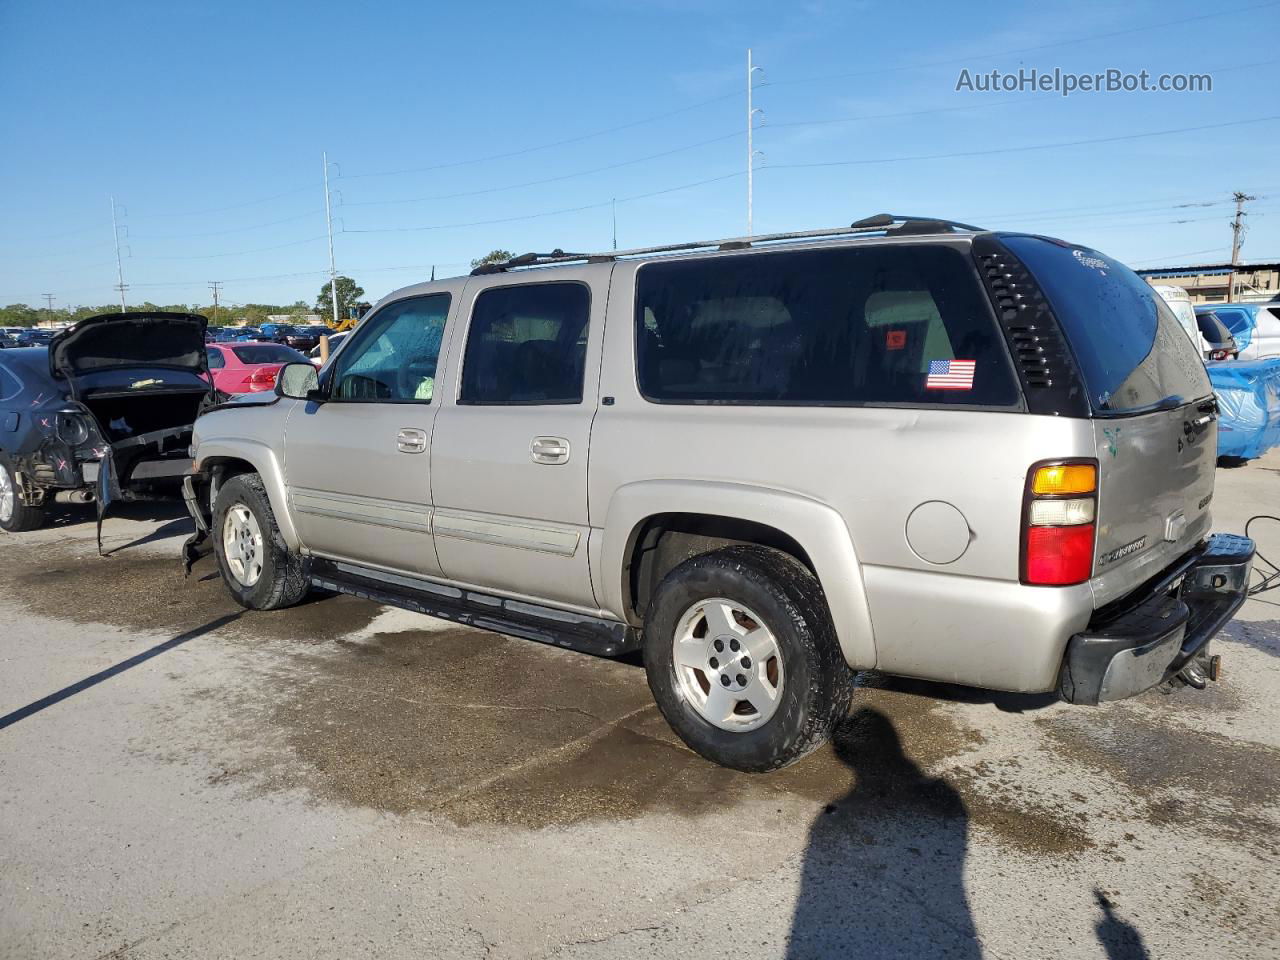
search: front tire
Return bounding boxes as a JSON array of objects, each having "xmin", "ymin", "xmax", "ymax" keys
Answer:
[
  {"xmin": 0, "ymin": 456, "xmax": 45, "ymax": 533},
  {"xmin": 643, "ymin": 545, "xmax": 854, "ymax": 772},
  {"xmin": 212, "ymin": 472, "xmax": 309, "ymax": 610}
]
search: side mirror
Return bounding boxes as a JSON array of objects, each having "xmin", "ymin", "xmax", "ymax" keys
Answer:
[{"xmin": 276, "ymin": 362, "xmax": 321, "ymax": 400}]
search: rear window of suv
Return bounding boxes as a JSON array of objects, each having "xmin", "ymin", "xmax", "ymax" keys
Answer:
[
  {"xmin": 1001, "ymin": 236, "xmax": 1210, "ymax": 414},
  {"xmin": 635, "ymin": 244, "xmax": 1018, "ymax": 407}
]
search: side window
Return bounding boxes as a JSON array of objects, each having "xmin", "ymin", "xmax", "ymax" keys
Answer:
[
  {"xmin": 635, "ymin": 245, "xmax": 1018, "ymax": 406},
  {"xmin": 206, "ymin": 348, "xmax": 226, "ymax": 370},
  {"xmin": 460, "ymin": 282, "xmax": 590, "ymax": 405},
  {"xmin": 330, "ymin": 294, "xmax": 450, "ymax": 402}
]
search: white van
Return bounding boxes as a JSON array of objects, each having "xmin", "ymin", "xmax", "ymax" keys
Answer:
[{"xmin": 1152, "ymin": 285, "xmax": 1211, "ymax": 358}]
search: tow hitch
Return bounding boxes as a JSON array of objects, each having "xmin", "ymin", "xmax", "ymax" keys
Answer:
[{"xmin": 1171, "ymin": 648, "xmax": 1223, "ymax": 691}]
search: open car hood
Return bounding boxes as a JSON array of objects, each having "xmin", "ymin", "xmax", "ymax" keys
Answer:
[{"xmin": 50, "ymin": 311, "xmax": 210, "ymax": 379}]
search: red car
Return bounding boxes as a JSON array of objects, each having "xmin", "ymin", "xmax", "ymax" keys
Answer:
[{"xmin": 206, "ymin": 341, "xmax": 308, "ymax": 394}]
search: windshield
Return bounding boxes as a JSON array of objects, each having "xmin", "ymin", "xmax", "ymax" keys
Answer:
[{"xmin": 1001, "ymin": 236, "xmax": 1210, "ymax": 414}]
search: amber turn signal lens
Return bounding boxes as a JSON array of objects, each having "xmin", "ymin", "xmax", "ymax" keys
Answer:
[{"xmin": 1031, "ymin": 463, "xmax": 1097, "ymax": 496}]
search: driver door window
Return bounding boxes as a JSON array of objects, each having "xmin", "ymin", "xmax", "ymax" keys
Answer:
[{"xmin": 331, "ymin": 294, "xmax": 451, "ymax": 402}]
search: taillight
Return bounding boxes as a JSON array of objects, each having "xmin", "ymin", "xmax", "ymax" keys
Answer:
[
  {"xmin": 246, "ymin": 367, "xmax": 279, "ymax": 391},
  {"xmin": 1022, "ymin": 460, "xmax": 1097, "ymax": 586},
  {"xmin": 1210, "ymin": 349, "xmax": 1229, "ymax": 361}
]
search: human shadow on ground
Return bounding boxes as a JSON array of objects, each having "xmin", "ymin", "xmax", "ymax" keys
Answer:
[
  {"xmin": 785, "ymin": 707, "xmax": 981, "ymax": 959},
  {"xmin": 1093, "ymin": 889, "xmax": 1151, "ymax": 960}
]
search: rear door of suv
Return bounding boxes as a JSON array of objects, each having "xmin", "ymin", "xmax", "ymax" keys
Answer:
[{"xmin": 1001, "ymin": 236, "xmax": 1217, "ymax": 604}]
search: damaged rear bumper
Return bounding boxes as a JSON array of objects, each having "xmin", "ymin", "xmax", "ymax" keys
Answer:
[{"xmin": 1059, "ymin": 534, "xmax": 1254, "ymax": 704}]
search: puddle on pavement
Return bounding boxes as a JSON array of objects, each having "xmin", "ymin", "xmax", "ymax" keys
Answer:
[
  {"xmin": 1, "ymin": 539, "xmax": 1124, "ymax": 854},
  {"xmin": 1036, "ymin": 700, "xmax": 1280, "ymax": 854},
  {"xmin": 1, "ymin": 543, "xmax": 382, "ymax": 644}
]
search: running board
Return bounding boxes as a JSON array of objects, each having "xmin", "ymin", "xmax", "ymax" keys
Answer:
[{"xmin": 309, "ymin": 558, "xmax": 639, "ymax": 658}]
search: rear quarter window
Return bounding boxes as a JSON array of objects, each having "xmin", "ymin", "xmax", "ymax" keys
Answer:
[
  {"xmin": 0, "ymin": 362, "xmax": 19, "ymax": 401},
  {"xmin": 635, "ymin": 244, "xmax": 1018, "ymax": 407},
  {"xmin": 1000, "ymin": 236, "xmax": 1211, "ymax": 413}
]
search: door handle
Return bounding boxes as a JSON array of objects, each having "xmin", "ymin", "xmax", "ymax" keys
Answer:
[
  {"xmin": 530, "ymin": 436, "xmax": 570, "ymax": 465},
  {"xmin": 396, "ymin": 428, "xmax": 427, "ymax": 454}
]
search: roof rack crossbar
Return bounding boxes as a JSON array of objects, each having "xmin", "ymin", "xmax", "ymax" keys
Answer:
[{"xmin": 469, "ymin": 214, "xmax": 985, "ymax": 274}]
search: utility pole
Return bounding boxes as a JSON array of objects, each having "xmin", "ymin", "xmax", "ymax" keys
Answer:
[
  {"xmin": 42, "ymin": 294, "xmax": 55, "ymax": 328},
  {"xmin": 208, "ymin": 281, "xmax": 222, "ymax": 327},
  {"xmin": 110, "ymin": 196, "xmax": 128, "ymax": 312},
  {"xmin": 322, "ymin": 151, "xmax": 339, "ymax": 327},
  {"xmin": 612, "ymin": 197, "xmax": 618, "ymax": 250},
  {"xmin": 1228, "ymin": 191, "xmax": 1256, "ymax": 303},
  {"xmin": 746, "ymin": 49, "xmax": 763, "ymax": 236}
]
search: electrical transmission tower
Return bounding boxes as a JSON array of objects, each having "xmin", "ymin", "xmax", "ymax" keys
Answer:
[
  {"xmin": 209, "ymin": 281, "xmax": 222, "ymax": 326},
  {"xmin": 1228, "ymin": 191, "xmax": 1256, "ymax": 303}
]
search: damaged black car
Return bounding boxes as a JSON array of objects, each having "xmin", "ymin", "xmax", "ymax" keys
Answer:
[{"xmin": 0, "ymin": 312, "xmax": 216, "ymax": 541}]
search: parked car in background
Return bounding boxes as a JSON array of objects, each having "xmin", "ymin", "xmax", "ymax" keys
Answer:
[
  {"xmin": 1152, "ymin": 285, "xmax": 1212, "ymax": 357},
  {"xmin": 15, "ymin": 328, "xmax": 55, "ymax": 347},
  {"xmin": 258, "ymin": 323, "xmax": 296, "ymax": 344},
  {"xmin": 232, "ymin": 327, "xmax": 262, "ymax": 341},
  {"xmin": 284, "ymin": 325, "xmax": 333, "ymax": 352},
  {"xmin": 1197, "ymin": 310, "xmax": 1239, "ymax": 361},
  {"xmin": 206, "ymin": 341, "xmax": 309, "ymax": 394},
  {"xmin": 0, "ymin": 312, "xmax": 214, "ymax": 533},
  {"xmin": 1196, "ymin": 302, "xmax": 1280, "ymax": 361},
  {"xmin": 308, "ymin": 332, "xmax": 347, "ymax": 365},
  {"xmin": 183, "ymin": 217, "xmax": 1252, "ymax": 772}
]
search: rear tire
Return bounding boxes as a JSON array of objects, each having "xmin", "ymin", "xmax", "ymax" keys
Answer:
[
  {"xmin": 0, "ymin": 456, "xmax": 46, "ymax": 533},
  {"xmin": 212, "ymin": 472, "xmax": 309, "ymax": 610},
  {"xmin": 643, "ymin": 545, "xmax": 854, "ymax": 772}
]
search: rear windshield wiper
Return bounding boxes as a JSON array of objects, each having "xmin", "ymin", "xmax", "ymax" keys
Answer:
[{"xmin": 1093, "ymin": 395, "xmax": 1187, "ymax": 418}]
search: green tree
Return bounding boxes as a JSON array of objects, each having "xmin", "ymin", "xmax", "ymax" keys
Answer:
[
  {"xmin": 471, "ymin": 249, "xmax": 513, "ymax": 269},
  {"xmin": 316, "ymin": 277, "xmax": 364, "ymax": 323}
]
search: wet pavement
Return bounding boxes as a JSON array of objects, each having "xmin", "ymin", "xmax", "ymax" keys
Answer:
[{"xmin": 2, "ymin": 458, "xmax": 1279, "ymax": 959}]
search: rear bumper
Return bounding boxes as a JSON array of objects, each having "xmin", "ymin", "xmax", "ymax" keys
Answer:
[{"xmin": 1059, "ymin": 534, "xmax": 1254, "ymax": 704}]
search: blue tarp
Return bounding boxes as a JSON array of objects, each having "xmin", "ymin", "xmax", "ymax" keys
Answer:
[{"xmin": 1209, "ymin": 357, "xmax": 1280, "ymax": 460}]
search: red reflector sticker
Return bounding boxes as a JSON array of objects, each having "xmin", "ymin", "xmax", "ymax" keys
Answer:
[
  {"xmin": 886, "ymin": 329, "xmax": 907, "ymax": 351},
  {"xmin": 1025, "ymin": 524, "xmax": 1095, "ymax": 585}
]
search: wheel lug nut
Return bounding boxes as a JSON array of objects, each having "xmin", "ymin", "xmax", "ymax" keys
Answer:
[
  {"xmin": 729, "ymin": 639, "xmax": 740, "ymax": 652},
  {"xmin": 714, "ymin": 639, "xmax": 724, "ymax": 652},
  {"xmin": 709, "ymin": 657, "xmax": 719, "ymax": 669},
  {"xmin": 741, "ymin": 656, "xmax": 751, "ymax": 668},
  {"xmin": 720, "ymin": 675, "xmax": 731, "ymax": 687},
  {"xmin": 736, "ymin": 674, "xmax": 746, "ymax": 686}
]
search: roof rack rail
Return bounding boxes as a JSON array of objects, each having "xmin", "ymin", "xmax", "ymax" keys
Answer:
[{"xmin": 468, "ymin": 214, "xmax": 985, "ymax": 274}]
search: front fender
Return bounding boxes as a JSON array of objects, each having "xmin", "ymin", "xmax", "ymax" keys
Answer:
[
  {"xmin": 598, "ymin": 479, "xmax": 876, "ymax": 669},
  {"xmin": 193, "ymin": 436, "xmax": 300, "ymax": 551}
]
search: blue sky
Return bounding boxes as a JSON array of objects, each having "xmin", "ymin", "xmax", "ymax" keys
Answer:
[{"xmin": 1, "ymin": 0, "xmax": 1277, "ymax": 310}]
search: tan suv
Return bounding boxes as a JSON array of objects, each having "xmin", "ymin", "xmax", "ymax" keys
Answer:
[{"xmin": 182, "ymin": 216, "xmax": 1253, "ymax": 771}]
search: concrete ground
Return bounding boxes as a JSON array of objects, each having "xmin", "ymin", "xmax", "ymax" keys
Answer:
[{"xmin": 1, "ymin": 456, "xmax": 1278, "ymax": 960}]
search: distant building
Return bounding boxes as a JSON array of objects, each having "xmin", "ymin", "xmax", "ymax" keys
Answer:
[
  {"xmin": 1137, "ymin": 261, "xmax": 1279, "ymax": 304},
  {"xmin": 266, "ymin": 313, "xmax": 323, "ymax": 324}
]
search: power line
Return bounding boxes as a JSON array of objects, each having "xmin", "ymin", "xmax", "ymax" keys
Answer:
[
  {"xmin": 766, "ymin": 0, "xmax": 1280, "ymax": 87},
  {"xmin": 136, "ymin": 234, "xmax": 329, "ymax": 261},
  {"xmin": 141, "ymin": 209, "xmax": 326, "ymax": 241},
  {"xmin": 1126, "ymin": 247, "xmax": 1229, "ymax": 266},
  {"xmin": 341, "ymin": 171, "xmax": 743, "ymax": 235},
  {"xmin": 760, "ymin": 115, "xmax": 1280, "ymax": 171},
  {"xmin": 336, "ymin": 91, "xmax": 741, "ymax": 182},
  {"xmin": 344, "ymin": 130, "xmax": 742, "ymax": 207}
]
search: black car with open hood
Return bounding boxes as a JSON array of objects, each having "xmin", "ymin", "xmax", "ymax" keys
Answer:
[{"xmin": 0, "ymin": 312, "xmax": 216, "ymax": 541}]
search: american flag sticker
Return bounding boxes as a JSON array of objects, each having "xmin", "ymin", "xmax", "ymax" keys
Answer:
[{"xmin": 925, "ymin": 359, "xmax": 975, "ymax": 390}]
